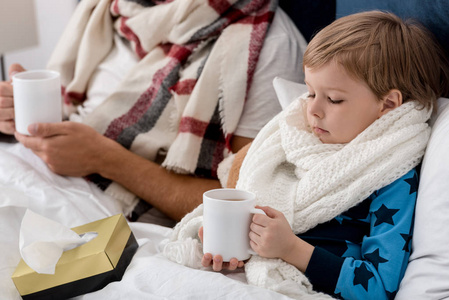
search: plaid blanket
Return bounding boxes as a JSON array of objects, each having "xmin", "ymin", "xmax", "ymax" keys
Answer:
[{"xmin": 47, "ymin": 0, "xmax": 277, "ymax": 206}]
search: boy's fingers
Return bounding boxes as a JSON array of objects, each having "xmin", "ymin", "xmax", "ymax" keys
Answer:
[
  {"xmin": 256, "ymin": 205, "xmax": 280, "ymax": 218},
  {"xmin": 252, "ymin": 212, "xmax": 270, "ymax": 226},
  {"xmin": 228, "ymin": 258, "xmax": 239, "ymax": 271},
  {"xmin": 201, "ymin": 253, "xmax": 212, "ymax": 267},
  {"xmin": 212, "ymin": 255, "xmax": 223, "ymax": 271},
  {"xmin": 198, "ymin": 226, "xmax": 204, "ymax": 243}
]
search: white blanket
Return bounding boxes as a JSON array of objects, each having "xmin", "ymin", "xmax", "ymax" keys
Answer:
[{"xmin": 0, "ymin": 141, "xmax": 290, "ymax": 300}]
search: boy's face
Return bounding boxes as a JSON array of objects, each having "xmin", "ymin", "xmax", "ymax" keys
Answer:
[{"xmin": 304, "ymin": 61, "xmax": 384, "ymax": 144}]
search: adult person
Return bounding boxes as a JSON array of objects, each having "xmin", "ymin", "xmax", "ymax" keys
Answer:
[{"xmin": 0, "ymin": 0, "xmax": 307, "ymax": 223}]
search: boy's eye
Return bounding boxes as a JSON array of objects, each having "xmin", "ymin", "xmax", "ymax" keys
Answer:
[
  {"xmin": 328, "ymin": 97, "xmax": 343, "ymax": 104},
  {"xmin": 307, "ymin": 94, "xmax": 343, "ymax": 104}
]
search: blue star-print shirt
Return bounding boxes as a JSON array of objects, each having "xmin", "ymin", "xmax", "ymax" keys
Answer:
[{"xmin": 298, "ymin": 168, "xmax": 418, "ymax": 300}]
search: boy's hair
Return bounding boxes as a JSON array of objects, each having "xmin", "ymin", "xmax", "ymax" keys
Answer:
[{"xmin": 303, "ymin": 11, "xmax": 449, "ymax": 109}]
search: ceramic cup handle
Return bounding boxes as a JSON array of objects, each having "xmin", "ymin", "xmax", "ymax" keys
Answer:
[{"xmin": 248, "ymin": 207, "xmax": 266, "ymax": 256}]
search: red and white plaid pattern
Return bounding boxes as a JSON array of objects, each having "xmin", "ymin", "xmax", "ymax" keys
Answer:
[{"xmin": 47, "ymin": 0, "xmax": 277, "ymax": 203}]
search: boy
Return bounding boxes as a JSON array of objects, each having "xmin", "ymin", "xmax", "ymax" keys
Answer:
[{"xmin": 166, "ymin": 11, "xmax": 449, "ymax": 299}]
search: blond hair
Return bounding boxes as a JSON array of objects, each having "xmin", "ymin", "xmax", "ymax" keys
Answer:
[{"xmin": 303, "ymin": 11, "xmax": 449, "ymax": 109}]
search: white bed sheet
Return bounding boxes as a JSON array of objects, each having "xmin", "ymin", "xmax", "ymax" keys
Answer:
[{"xmin": 0, "ymin": 141, "xmax": 291, "ymax": 300}]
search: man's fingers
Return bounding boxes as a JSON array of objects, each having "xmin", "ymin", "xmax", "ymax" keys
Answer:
[
  {"xmin": 14, "ymin": 132, "xmax": 38, "ymax": 149},
  {"xmin": 0, "ymin": 96, "xmax": 14, "ymax": 108},
  {"xmin": 28, "ymin": 122, "xmax": 67, "ymax": 137},
  {"xmin": 8, "ymin": 64, "xmax": 26, "ymax": 81},
  {"xmin": 0, "ymin": 107, "xmax": 14, "ymax": 121},
  {"xmin": 0, "ymin": 121, "xmax": 15, "ymax": 135},
  {"xmin": 0, "ymin": 82, "xmax": 13, "ymax": 98}
]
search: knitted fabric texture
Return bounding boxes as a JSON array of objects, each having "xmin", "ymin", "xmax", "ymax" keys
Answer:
[
  {"xmin": 164, "ymin": 93, "xmax": 431, "ymax": 298},
  {"xmin": 46, "ymin": 0, "xmax": 277, "ymax": 204}
]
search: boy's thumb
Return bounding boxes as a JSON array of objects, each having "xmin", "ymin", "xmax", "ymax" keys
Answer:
[{"xmin": 8, "ymin": 64, "xmax": 26, "ymax": 80}]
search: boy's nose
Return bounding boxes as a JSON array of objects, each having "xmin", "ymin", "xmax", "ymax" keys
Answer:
[{"xmin": 307, "ymin": 97, "xmax": 324, "ymax": 119}]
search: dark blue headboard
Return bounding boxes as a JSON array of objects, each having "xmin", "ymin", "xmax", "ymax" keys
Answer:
[
  {"xmin": 278, "ymin": 0, "xmax": 335, "ymax": 43},
  {"xmin": 279, "ymin": 0, "xmax": 449, "ymax": 58},
  {"xmin": 336, "ymin": 0, "xmax": 449, "ymax": 58}
]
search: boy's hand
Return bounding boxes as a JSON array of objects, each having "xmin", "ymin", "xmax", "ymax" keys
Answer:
[
  {"xmin": 198, "ymin": 226, "xmax": 245, "ymax": 271},
  {"xmin": 249, "ymin": 206, "xmax": 314, "ymax": 272},
  {"xmin": 249, "ymin": 206, "xmax": 298, "ymax": 259}
]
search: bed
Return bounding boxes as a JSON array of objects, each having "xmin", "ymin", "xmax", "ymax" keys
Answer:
[
  {"xmin": 0, "ymin": 140, "xmax": 294, "ymax": 300},
  {"xmin": 2, "ymin": 0, "xmax": 449, "ymax": 299}
]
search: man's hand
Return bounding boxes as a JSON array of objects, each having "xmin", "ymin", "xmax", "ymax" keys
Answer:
[
  {"xmin": 0, "ymin": 64, "xmax": 26, "ymax": 134},
  {"xmin": 14, "ymin": 121, "xmax": 251, "ymax": 222},
  {"xmin": 14, "ymin": 121, "xmax": 120, "ymax": 177}
]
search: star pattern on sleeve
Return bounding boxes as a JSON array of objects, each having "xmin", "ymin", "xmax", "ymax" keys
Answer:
[
  {"xmin": 400, "ymin": 233, "xmax": 412, "ymax": 252},
  {"xmin": 386, "ymin": 290, "xmax": 397, "ymax": 299},
  {"xmin": 404, "ymin": 173, "xmax": 418, "ymax": 195},
  {"xmin": 353, "ymin": 263, "xmax": 374, "ymax": 291},
  {"xmin": 305, "ymin": 169, "xmax": 418, "ymax": 298},
  {"xmin": 364, "ymin": 248, "xmax": 388, "ymax": 269},
  {"xmin": 373, "ymin": 204, "xmax": 399, "ymax": 227}
]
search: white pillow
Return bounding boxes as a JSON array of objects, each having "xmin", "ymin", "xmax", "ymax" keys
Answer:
[
  {"xmin": 396, "ymin": 97, "xmax": 449, "ymax": 299},
  {"xmin": 272, "ymin": 76, "xmax": 308, "ymax": 109}
]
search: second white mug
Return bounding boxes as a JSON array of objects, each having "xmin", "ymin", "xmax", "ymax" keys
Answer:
[{"xmin": 202, "ymin": 188, "xmax": 265, "ymax": 262}]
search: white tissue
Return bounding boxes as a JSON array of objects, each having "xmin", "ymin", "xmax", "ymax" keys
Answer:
[{"xmin": 19, "ymin": 210, "xmax": 97, "ymax": 274}]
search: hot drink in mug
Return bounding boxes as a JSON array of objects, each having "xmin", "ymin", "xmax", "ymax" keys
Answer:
[{"xmin": 202, "ymin": 188, "xmax": 265, "ymax": 262}]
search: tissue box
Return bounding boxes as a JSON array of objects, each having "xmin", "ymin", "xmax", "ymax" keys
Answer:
[{"xmin": 12, "ymin": 214, "xmax": 138, "ymax": 300}]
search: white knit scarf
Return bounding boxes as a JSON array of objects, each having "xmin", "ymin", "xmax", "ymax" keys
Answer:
[{"xmin": 164, "ymin": 94, "xmax": 431, "ymax": 299}]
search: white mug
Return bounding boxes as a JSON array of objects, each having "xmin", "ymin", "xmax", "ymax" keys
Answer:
[
  {"xmin": 13, "ymin": 70, "xmax": 62, "ymax": 135},
  {"xmin": 202, "ymin": 188, "xmax": 266, "ymax": 262}
]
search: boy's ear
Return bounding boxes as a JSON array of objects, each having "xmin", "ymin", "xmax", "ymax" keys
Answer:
[{"xmin": 379, "ymin": 89, "xmax": 403, "ymax": 116}]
